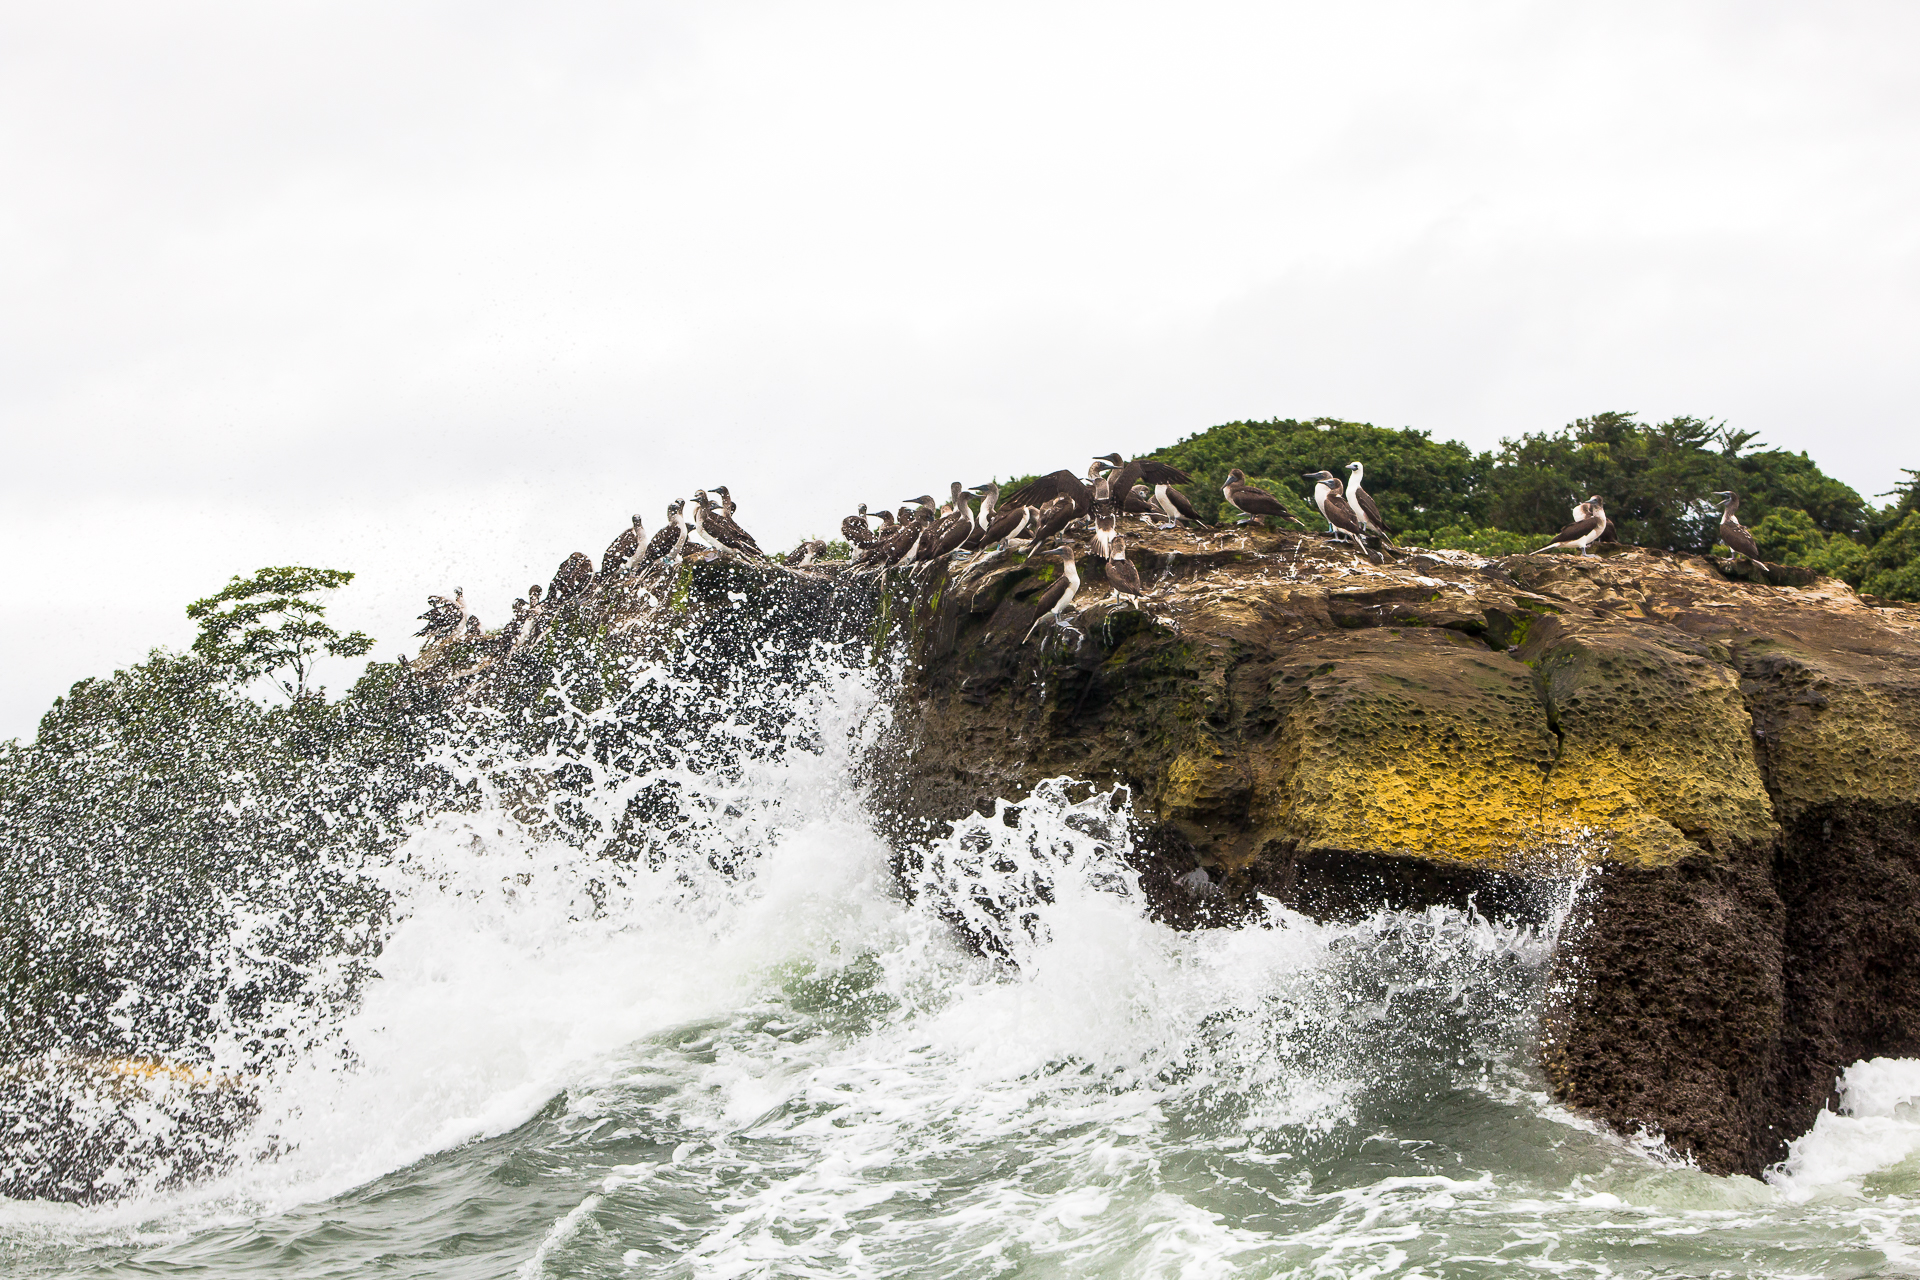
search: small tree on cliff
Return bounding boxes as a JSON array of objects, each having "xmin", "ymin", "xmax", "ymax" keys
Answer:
[{"xmin": 187, "ymin": 566, "xmax": 374, "ymax": 701}]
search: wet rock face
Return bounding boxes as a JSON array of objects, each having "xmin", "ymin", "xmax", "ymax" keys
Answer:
[{"xmin": 875, "ymin": 525, "xmax": 1920, "ymax": 1175}]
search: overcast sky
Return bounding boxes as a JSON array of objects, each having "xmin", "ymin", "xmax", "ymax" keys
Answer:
[{"xmin": 4, "ymin": 1, "xmax": 1917, "ymax": 740}]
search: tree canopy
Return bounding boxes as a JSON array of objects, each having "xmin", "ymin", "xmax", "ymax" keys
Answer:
[{"xmin": 186, "ymin": 566, "xmax": 374, "ymax": 701}]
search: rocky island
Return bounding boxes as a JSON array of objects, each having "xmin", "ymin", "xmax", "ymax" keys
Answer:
[{"xmin": 415, "ymin": 522, "xmax": 1920, "ymax": 1179}]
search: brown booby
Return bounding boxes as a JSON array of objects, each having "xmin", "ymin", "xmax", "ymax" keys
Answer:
[
  {"xmin": 788, "ymin": 539, "xmax": 828, "ymax": 566},
  {"xmin": 1090, "ymin": 453, "xmax": 1196, "ymax": 499},
  {"xmin": 1104, "ymin": 536, "xmax": 1145, "ymax": 602},
  {"xmin": 1150, "ymin": 483, "xmax": 1212, "ymax": 528},
  {"xmin": 919, "ymin": 482, "xmax": 977, "ymax": 561},
  {"xmin": 1344, "ymin": 462, "xmax": 1398, "ymax": 547},
  {"xmin": 639, "ymin": 499, "xmax": 689, "ymax": 568},
  {"xmin": 1222, "ymin": 470, "xmax": 1307, "ymax": 529},
  {"xmin": 691, "ymin": 490, "xmax": 763, "ymax": 555},
  {"xmin": 1021, "ymin": 543, "xmax": 1083, "ymax": 643},
  {"xmin": 1301, "ymin": 471, "xmax": 1376, "ymax": 556},
  {"xmin": 414, "ymin": 587, "xmax": 465, "ymax": 637},
  {"xmin": 1002, "ymin": 460, "xmax": 1108, "ymax": 520},
  {"xmin": 1534, "ymin": 498, "xmax": 1609, "ymax": 555},
  {"xmin": 1712, "ymin": 491, "xmax": 1762, "ymax": 561},
  {"xmin": 971, "ymin": 501, "xmax": 1036, "ymax": 553},
  {"xmin": 549, "ymin": 553, "xmax": 594, "ymax": 602},
  {"xmin": 841, "ymin": 504, "xmax": 879, "ymax": 554},
  {"xmin": 1572, "ymin": 498, "xmax": 1619, "ymax": 544},
  {"xmin": 600, "ymin": 514, "xmax": 646, "ymax": 578},
  {"xmin": 1024, "ymin": 493, "xmax": 1080, "ymax": 546}
]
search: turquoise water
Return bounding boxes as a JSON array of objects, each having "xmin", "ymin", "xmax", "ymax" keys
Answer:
[{"xmin": 5, "ymin": 658, "xmax": 1918, "ymax": 1278}]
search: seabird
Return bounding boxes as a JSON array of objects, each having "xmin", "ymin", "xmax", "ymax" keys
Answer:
[
  {"xmin": 548, "ymin": 553, "xmax": 594, "ymax": 602},
  {"xmin": 971, "ymin": 501, "xmax": 1036, "ymax": 554},
  {"xmin": 639, "ymin": 499, "xmax": 690, "ymax": 568},
  {"xmin": 464, "ymin": 615, "xmax": 482, "ymax": 637},
  {"xmin": 600, "ymin": 514, "xmax": 645, "ymax": 578},
  {"xmin": 1712, "ymin": 491, "xmax": 1762, "ymax": 561},
  {"xmin": 1021, "ymin": 543, "xmax": 1083, "ymax": 643},
  {"xmin": 1344, "ymin": 462, "xmax": 1398, "ymax": 547},
  {"xmin": 1001, "ymin": 461, "xmax": 1107, "ymax": 521},
  {"xmin": 1301, "ymin": 472, "xmax": 1375, "ymax": 556},
  {"xmin": 1534, "ymin": 498, "xmax": 1609, "ymax": 555},
  {"xmin": 788, "ymin": 539, "xmax": 828, "ymax": 566},
  {"xmin": 1151, "ymin": 483, "xmax": 1212, "ymax": 528},
  {"xmin": 414, "ymin": 588, "xmax": 465, "ymax": 637},
  {"xmin": 1092, "ymin": 507, "xmax": 1120, "ymax": 558},
  {"xmin": 841, "ymin": 504, "xmax": 879, "ymax": 555},
  {"xmin": 1023, "ymin": 494, "xmax": 1080, "ymax": 547},
  {"xmin": 919, "ymin": 482, "xmax": 977, "ymax": 561},
  {"xmin": 691, "ymin": 490, "xmax": 763, "ymax": 556},
  {"xmin": 1572, "ymin": 497, "xmax": 1619, "ymax": 544},
  {"xmin": 1104, "ymin": 536, "xmax": 1145, "ymax": 603},
  {"xmin": 1222, "ymin": 470, "xmax": 1306, "ymax": 529},
  {"xmin": 1089, "ymin": 453, "xmax": 1196, "ymax": 499},
  {"xmin": 712, "ymin": 485, "xmax": 738, "ymax": 518}
]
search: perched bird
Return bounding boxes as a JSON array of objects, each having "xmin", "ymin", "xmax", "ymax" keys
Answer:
[
  {"xmin": 464, "ymin": 615, "xmax": 482, "ymax": 637},
  {"xmin": 971, "ymin": 501, "xmax": 1037, "ymax": 553},
  {"xmin": 919, "ymin": 482, "xmax": 977, "ymax": 561},
  {"xmin": 788, "ymin": 539, "xmax": 829, "ymax": 566},
  {"xmin": 842, "ymin": 504, "xmax": 879, "ymax": 554},
  {"xmin": 1092, "ymin": 508, "xmax": 1120, "ymax": 559},
  {"xmin": 548, "ymin": 553, "xmax": 594, "ymax": 602},
  {"xmin": 1535, "ymin": 498, "xmax": 1609, "ymax": 555},
  {"xmin": 1301, "ymin": 472, "xmax": 1375, "ymax": 556},
  {"xmin": 1344, "ymin": 462, "xmax": 1398, "ymax": 547},
  {"xmin": 1104, "ymin": 536, "xmax": 1145, "ymax": 601},
  {"xmin": 1125, "ymin": 485, "xmax": 1158, "ymax": 517},
  {"xmin": 1222, "ymin": 470, "xmax": 1306, "ymax": 529},
  {"xmin": 1023, "ymin": 494, "xmax": 1080, "ymax": 546},
  {"xmin": 875, "ymin": 508, "xmax": 931, "ymax": 565},
  {"xmin": 414, "ymin": 588, "xmax": 465, "ymax": 637},
  {"xmin": 639, "ymin": 499, "xmax": 690, "ymax": 568},
  {"xmin": 712, "ymin": 485, "xmax": 738, "ymax": 517},
  {"xmin": 1712, "ymin": 491, "xmax": 1761, "ymax": 561},
  {"xmin": 1090, "ymin": 453, "xmax": 1196, "ymax": 498},
  {"xmin": 600, "ymin": 514, "xmax": 646, "ymax": 578},
  {"xmin": 1002, "ymin": 460, "xmax": 1107, "ymax": 520},
  {"xmin": 1572, "ymin": 497, "xmax": 1619, "ymax": 544},
  {"xmin": 1021, "ymin": 543, "xmax": 1083, "ymax": 643},
  {"xmin": 1150, "ymin": 483, "xmax": 1212, "ymax": 528},
  {"xmin": 691, "ymin": 490, "xmax": 763, "ymax": 555}
]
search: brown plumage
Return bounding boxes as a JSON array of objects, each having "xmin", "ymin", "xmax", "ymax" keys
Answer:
[
  {"xmin": 1301, "ymin": 472, "xmax": 1375, "ymax": 556},
  {"xmin": 1002, "ymin": 461, "xmax": 1107, "ymax": 519},
  {"xmin": 1535, "ymin": 498, "xmax": 1609, "ymax": 555},
  {"xmin": 1104, "ymin": 538, "xmax": 1144, "ymax": 599},
  {"xmin": 1091, "ymin": 453, "xmax": 1195, "ymax": 496},
  {"xmin": 600, "ymin": 514, "xmax": 645, "ymax": 577},
  {"xmin": 692, "ymin": 490, "xmax": 762, "ymax": 555},
  {"xmin": 1024, "ymin": 494, "xmax": 1080, "ymax": 546},
  {"xmin": 549, "ymin": 553, "xmax": 594, "ymax": 602},
  {"xmin": 1713, "ymin": 491, "xmax": 1762, "ymax": 561},
  {"xmin": 414, "ymin": 588, "xmax": 464, "ymax": 637},
  {"xmin": 1021, "ymin": 544, "xmax": 1082, "ymax": 643},
  {"xmin": 640, "ymin": 500, "xmax": 688, "ymax": 567},
  {"xmin": 1223, "ymin": 469, "xmax": 1306, "ymax": 528},
  {"xmin": 841, "ymin": 504, "xmax": 878, "ymax": 550},
  {"xmin": 1344, "ymin": 463, "xmax": 1398, "ymax": 547},
  {"xmin": 974, "ymin": 503, "xmax": 1036, "ymax": 548}
]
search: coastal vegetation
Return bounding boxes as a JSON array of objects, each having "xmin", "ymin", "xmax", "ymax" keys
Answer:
[{"xmin": 1152, "ymin": 412, "xmax": 1916, "ymax": 598}]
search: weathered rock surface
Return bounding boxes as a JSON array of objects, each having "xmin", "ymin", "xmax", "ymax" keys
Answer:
[{"xmin": 868, "ymin": 525, "xmax": 1920, "ymax": 1176}]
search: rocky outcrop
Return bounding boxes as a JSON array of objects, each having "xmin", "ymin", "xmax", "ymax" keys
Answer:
[{"xmin": 869, "ymin": 525, "xmax": 1920, "ymax": 1176}]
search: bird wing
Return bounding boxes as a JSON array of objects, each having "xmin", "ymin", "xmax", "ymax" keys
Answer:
[
  {"xmin": 1164, "ymin": 486, "xmax": 1211, "ymax": 525},
  {"xmin": 1110, "ymin": 459, "xmax": 1193, "ymax": 492},
  {"xmin": 1105, "ymin": 557, "xmax": 1144, "ymax": 595},
  {"xmin": 1323, "ymin": 495, "xmax": 1371, "ymax": 538},
  {"xmin": 707, "ymin": 511, "xmax": 762, "ymax": 553},
  {"xmin": 1723, "ymin": 522, "xmax": 1761, "ymax": 559},
  {"xmin": 1004, "ymin": 469, "xmax": 1092, "ymax": 516},
  {"xmin": 1226, "ymin": 481, "xmax": 1290, "ymax": 518},
  {"xmin": 1354, "ymin": 487, "xmax": 1395, "ymax": 540},
  {"xmin": 841, "ymin": 514, "xmax": 876, "ymax": 546},
  {"xmin": 1545, "ymin": 515, "xmax": 1602, "ymax": 545}
]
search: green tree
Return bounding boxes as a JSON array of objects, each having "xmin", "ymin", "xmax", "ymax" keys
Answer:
[
  {"xmin": 1860, "ymin": 512, "xmax": 1920, "ymax": 601},
  {"xmin": 187, "ymin": 567, "xmax": 374, "ymax": 701},
  {"xmin": 1154, "ymin": 417, "xmax": 1491, "ymax": 529}
]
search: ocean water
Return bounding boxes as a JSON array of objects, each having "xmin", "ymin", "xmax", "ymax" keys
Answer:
[{"xmin": 4, "ymin": 639, "xmax": 1919, "ymax": 1278}]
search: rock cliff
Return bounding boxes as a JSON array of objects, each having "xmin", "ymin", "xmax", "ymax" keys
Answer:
[
  {"xmin": 417, "ymin": 528, "xmax": 1917, "ymax": 1178},
  {"xmin": 863, "ymin": 526, "xmax": 1920, "ymax": 1177}
]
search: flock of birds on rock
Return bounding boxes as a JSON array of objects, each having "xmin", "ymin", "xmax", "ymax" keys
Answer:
[{"xmin": 412, "ymin": 453, "xmax": 1766, "ymax": 655}]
